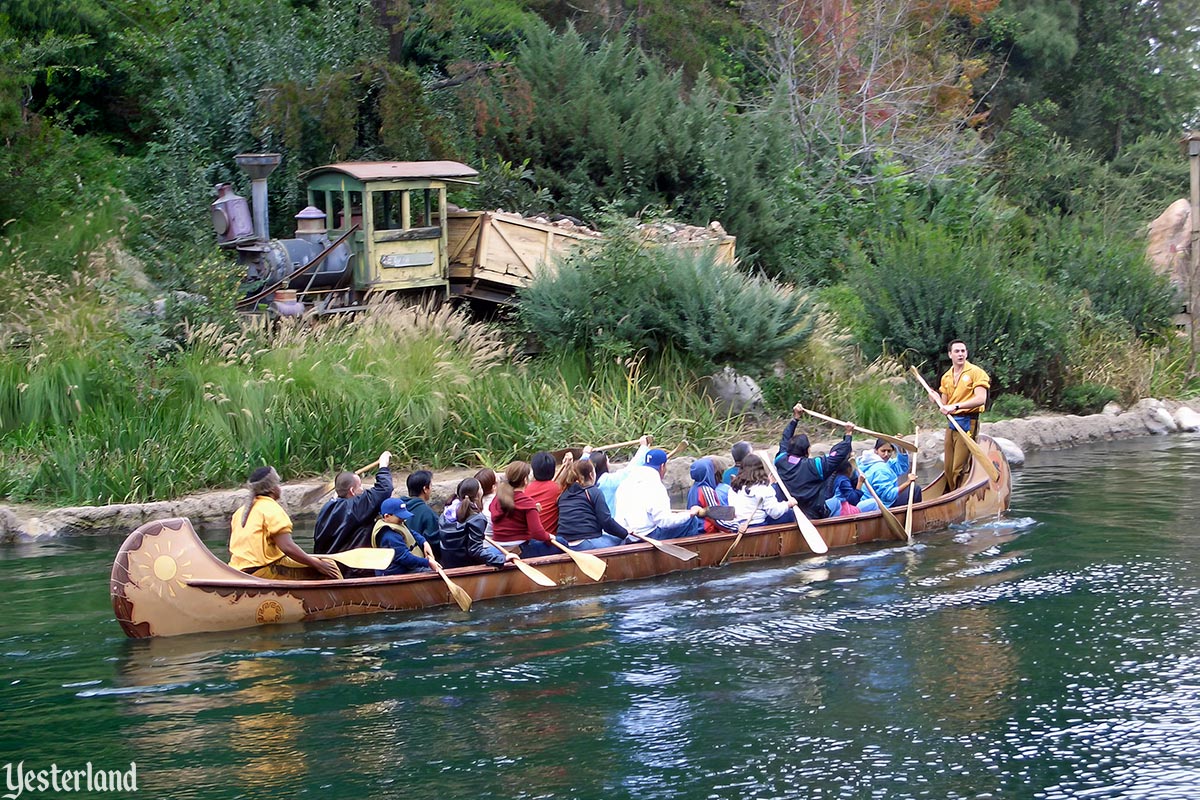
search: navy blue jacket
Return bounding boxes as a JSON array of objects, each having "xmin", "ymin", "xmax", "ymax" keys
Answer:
[
  {"xmin": 313, "ymin": 467, "xmax": 393, "ymax": 555},
  {"xmin": 557, "ymin": 483, "xmax": 628, "ymax": 540},
  {"xmin": 774, "ymin": 419, "xmax": 852, "ymax": 520}
]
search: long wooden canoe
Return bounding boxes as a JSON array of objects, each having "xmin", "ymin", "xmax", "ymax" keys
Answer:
[{"xmin": 111, "ymin": 435, "xmax": 1011, "ymax": 638}]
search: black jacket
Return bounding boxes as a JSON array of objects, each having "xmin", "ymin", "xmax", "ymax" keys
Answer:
[
  {"xmin": 438, "ymin": 512, "xmax": 506, "ymax": 569},
  {"xmin": 774, "ymin": 419, "xmax": 852, "ymax": 520},
  {"xmin": 313, "ymin": 467, "xmax": 393, "ymax": 554},
  {"xmin": 557, "ymin": 483, "xmax": 628, "ymax": 540}
]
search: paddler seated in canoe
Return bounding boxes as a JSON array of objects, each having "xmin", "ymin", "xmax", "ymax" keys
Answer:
[
  {"xmin": 314, "ymin": 450, "xmax": 393, "ymax": 575},
  {"xmin": 370, "ymin": 498, "xmax": 440, "ymax": 576},
  {"xmin": 774, "ymin": 404, "xmax": 854, "ymax": 520},
  {"xmin": 402, "ymin": 469, "xmax": 442, "ymax": 557},
  {"xmin": 689, "ymin": 458, "xmax": 739, "ymax": 535},
  {"xmin": 556, "ymin": 457, "xmax": 630, "ymax": 550},
  {"xmin": 614, "ymin": 448, "xmax": 704, "ymax": 540},
  {"xmin": 228, "ymin": 466, "xmax": 341, "ymax": 580},
  {"xmin": 588, "ymin": 435, "xmax": 652, "ymax": 513},
  {"xmin": 439, "ymin": 477, "xmax": 517, "ymax": 568},
  {"xmin": 729, "ymin": 454, "xmax": 798, "ymax": 527},
  {"xmin": 490, "ymin": 461, "xmax": 561, "ymax": 557},
  {"xmin": 525, "ymin": 451, "xmax": 563, "ymax": 536},
  {"xmin": 855, "ymin": 438, "xmax": 921, "ymax": 512}
]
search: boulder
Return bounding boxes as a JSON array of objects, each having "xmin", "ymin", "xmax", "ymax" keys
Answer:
[
  {"xmin": 1176, "ymin": 405, "xmax": 1200, "ymax": 432},
  {"xmin": 991, "ymin": 436, "xmax": 1025, "ymax": 466},
  {"xmin": 700, "ymin": 367, "xmax": 763, "ymax": 415}
]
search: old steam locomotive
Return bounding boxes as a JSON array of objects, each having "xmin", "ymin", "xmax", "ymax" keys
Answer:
[
  {"xmin": 212, "ymin": 153, "xmax": 481, "ymax": 315},
  {"xmin": 213, "ymin": 153, "xmax": 737, "ymax": 315}
]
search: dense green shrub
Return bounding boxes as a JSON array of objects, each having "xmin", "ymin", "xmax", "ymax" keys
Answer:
[
  {"xmin": 518, "ymin": 220, "xmax": 816, "ymax": 372},
  {"xmin": 850, "ymin": 220, "xmax": 1072, "ymax": 402},
  {"xmin": 989, "ymin": 394, "xmax": 1037, "ymax": 420},
  {"xmin": 1058, "ymin": 383, "xmax": 1120, "ymax": 415}
]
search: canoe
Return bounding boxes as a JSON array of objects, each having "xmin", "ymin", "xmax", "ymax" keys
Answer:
[{"xmin": 111, "ymin": 435, "xmax": 1011, "ymax": 638}]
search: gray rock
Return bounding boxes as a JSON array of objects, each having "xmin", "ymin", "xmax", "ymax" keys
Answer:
[
  {"xmin": 700, "ymin": 367, "xmax": 763, "ymax": 415},
  {"xmin": 991, "ymin": 436, "xmax": 1025, "ymax": 466},
  {"xmin": 1175, "ymin": 406, "xmax": 1200, "ymax": 432}
]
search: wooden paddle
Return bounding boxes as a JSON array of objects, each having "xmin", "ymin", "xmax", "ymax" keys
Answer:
[
  {"xmin": 299, "ymin": 459, "xmax": 380, "ymax": 508},
  {"xmin": 857, "ymin": 468, "xmax": 908, "ymax": 541},
  {"xmin": 909, "ymin": 366, "xmax": 1001, "ymax": 482},
  {"xmin": 548, "ymin": 538, "xmax": 607, "ymax": 581},
  {"xmin": 319, "ymin": 547, "xmax": 394, "ymax": 571},
  {"xmin": 551, "ymin": 437, "xmax": 650, "ymax": 462},
  {"xmin": 904, "ymin": 426, "xmax": 917, "ymax": 542},
  {"xmin": 763, "ymin": 455, "xmax": 829, "ymax": 554},
  {"xmin": 430, "ymin": 562, "xmax": 472, "ymax": 611},
  {"xmin": 625, "ymin": 530, "xmax": 699, "ymax": 562},
  {"xmin": 719, "ymin": 495, "xmax": 760, "ymax": 565},
  {"xmin": 797, "ymin": 407, "xmax": 916, "ymax": 453},
  {"xmin": 484, "ymin": 537, "xmax": 557, "ymax": 587}
]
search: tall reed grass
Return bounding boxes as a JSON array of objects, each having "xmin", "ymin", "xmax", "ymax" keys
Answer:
[{"xmin": 0, "ymin": 295, "xmax": 738, "ymax": 505}]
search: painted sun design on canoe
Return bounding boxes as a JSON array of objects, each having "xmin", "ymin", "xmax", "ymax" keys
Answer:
[{"xmin": 129, "ymin": 537, "xmax": 195, "ymax": 598}]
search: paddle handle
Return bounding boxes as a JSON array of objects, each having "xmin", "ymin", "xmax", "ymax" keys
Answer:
[
  {"xmin": 355, "ymin": 459, "xmax": 380, "ymax": 475},
  {"xmin": 594, "ymin": 438, "xmax": 644, "ymax": 452},
  {"xmin": 798, "ymin": 408, "xmax": 916, "ymax": 453}
]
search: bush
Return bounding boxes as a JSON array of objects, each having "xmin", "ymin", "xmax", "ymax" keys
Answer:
[
  {"xmin": 989, "ymin": 394, "xmax": 1037, "ymax": 419},
  {"xmin": 850, "ymin": 219, "xmax": 1072, "ymax": 402},
  {"xmin": 1058, "ymin": 383, "xmax": 1119, "ymax": 416},
  {"xmin": 518, "ymin": 219, "xmax": 816, "ymax": 372}
]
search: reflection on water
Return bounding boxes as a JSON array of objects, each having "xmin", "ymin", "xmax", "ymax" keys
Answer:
[{"xmin": 2, "ymin": 436, "xmax": 1200, "ymax": 798}]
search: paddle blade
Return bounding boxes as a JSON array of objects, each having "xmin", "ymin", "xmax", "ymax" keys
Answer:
[
  {"xmin": 645, "ymin": 536, "xmax": 698, "ymax": 561},
  {"xmin": 326, "ymin": 547, "xmax": 394, "ymax": 571},
  {"xmin": 435, "ymin": 567, "xmax": 472, "ymax": 611},
  {"xmin": 555, "ymin": 541, "xmax": 607, "ymax": 581},
  {"xmin": 511, "ymin": 557, "xmax": 557, "ymax": 587},
  {"xmin": 299, "ymin": 481, "xmax": 334, "ymax": 508},
  {"xmin": 792, "ymin": 509, "xmax": 829, "ymax": 554},
  {"xmin": 703, "ymin": 505, "xmax": 736, "ymax": 521}
]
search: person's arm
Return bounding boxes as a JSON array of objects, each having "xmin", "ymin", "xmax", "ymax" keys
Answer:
[
  {"xmin": 822, "ymin": 429, "xmax": 855, "ymax": 476},
  {"xmin": 757, "ymin": 484, "xmax": 792, "ymax": 519},
  {"xmin": 648, "ymin": 483, "xmax": 699, "ymax": 529},
  {"xmin": 779, "ymin": 406, "xmax": 801, "ymax": 455},
  {"xmin": 275, "ymin": 533, "xmax": 340, "ymax": 578},
  {"xmin": 524, "ymin": 504, "xmax": 552, "ymax": 542},
  {"xmin": 948, "ymin": 385, "xmax": 988, "ymax": 415},
  {"xmin": 592, "ymin": 491, "xmax": 629, "ymax": 538}
]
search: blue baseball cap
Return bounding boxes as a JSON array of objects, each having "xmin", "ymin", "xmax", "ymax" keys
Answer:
[
  {"xmin": 645, "ymin": 448, "xmax": 669, "ymax": 468},
  {"xmin": 380, "ymin": 498, "xmax": 414, "ymax": 519}
]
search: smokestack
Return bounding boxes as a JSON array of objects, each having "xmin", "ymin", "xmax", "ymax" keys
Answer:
[{"xmin": 234, "ymin": 153, "xmax": 282, "ymax": 242}]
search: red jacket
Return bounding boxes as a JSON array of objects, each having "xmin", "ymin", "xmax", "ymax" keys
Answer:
[
  {"xmin": 525, "ymin": 479, "xmax": 562, "ymax": 535},
  {"xmin": 490, "ymin": 490, "xmax": 551, "ymax": 543}
]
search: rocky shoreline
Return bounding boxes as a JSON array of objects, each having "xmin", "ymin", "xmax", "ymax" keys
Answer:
[{"xmin": 2, "ymin": 398, "xmax": 1198, "ymax": 543}]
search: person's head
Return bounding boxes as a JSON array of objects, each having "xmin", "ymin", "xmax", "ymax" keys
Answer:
[
  {"xmin": 731, "ymin": 454, "xmax": 769, "ymax": 490},
  {"xmin": 786, "ymin": 432, "xmax": 811, "ymax": 457},
  {"xmin": 406, "ymin": 469, "xmax": 433, "ymax": 498},
  {"xmin": 496, "ymin": 461, "xmax": 531, "ymax": 511},
  {"xmin": 838, "ymin": 458, "xmax": 856, "ymax": 478},
  {"xmin": 873, "ymin": 438, "xmax": 896, "ymax": 461},
  {"xmin": 731, "ymin": 441, "xmax": 752, "ymax": 465},
  {"xmin": 564, "ymin": 458, "xmax": 596, "ymax": 489},
  {"xmin": 334, "ymin": 471, "xmax": 362, "ymax": 498},
  {"xmin": 242, "ymin": 466, "xmax": 282, "ymax": 526},
  {"xmin": 531, "ymin": 451, "xmax": 556, "ymax": 482},
  {"xmin": 454, "ymin": 477, "xmax": 482, "ymax": 522},
  {"xmin": 588, "ymin": 450, "xmax": 610, "ymax": 478},
  {"xmin": 474, "ymin": 467, "xmax": 496, "ymax": 496},
  {"xmin": 380, "ymin": 497, "xmax": 414, "ymax": 524},
  {"xmin": 248, "ymin": 466, "xmax": 281, "ymax": 499},
  {"xmin": 644, "ymin": 448, "xmax": 669, "ymax": 477},
  {"xmin": 690, "ymin": 458, "xmax": 716, "ymax": 487},
  {"xmin": 948, "ymin": 339, "xmax": 968, "ymax": 366}
]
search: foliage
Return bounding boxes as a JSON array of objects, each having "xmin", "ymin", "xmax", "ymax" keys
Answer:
[
  {"xmin": 1058, "ymin": 382, "xmax": 1119, "ymax": 416},
  {"xmin": 518, "ymin": 219, "xmax": 816, "ymax": 372},
  {"xmin": 988, "ymin": 393, "xmax": 1036, "ymax": 419},
  {"xmin": 851, "ymin": 219, "xmax": 1073, "ymax": 402},
  {"xmin": 463, "ymin": 157, "xmax": 553, "ymax": 214}
]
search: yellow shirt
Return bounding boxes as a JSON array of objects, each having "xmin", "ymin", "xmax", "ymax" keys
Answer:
[
  {"xmin": 939, "ymin": 360, "xmax": 991, "ymax": 412},
  {"xmin": 229, "ymin": 496, "xmax": 293, "ymax": 571}
]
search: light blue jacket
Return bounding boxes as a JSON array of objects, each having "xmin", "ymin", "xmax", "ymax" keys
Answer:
[{"xmin": 857, "ymin": 449, "xmax": 910, "ymax": 508}]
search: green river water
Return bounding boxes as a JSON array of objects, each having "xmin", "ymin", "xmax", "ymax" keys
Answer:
[{"xmin": 2, "ymin": 437, "xmax": 1199, "ymax": 799}]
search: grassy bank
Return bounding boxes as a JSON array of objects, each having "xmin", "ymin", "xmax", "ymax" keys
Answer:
[{"xmin": 0, "ymin": 298, "xmax": 740, "ymax": 506}]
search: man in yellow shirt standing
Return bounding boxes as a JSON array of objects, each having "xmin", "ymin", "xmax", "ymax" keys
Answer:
[
  {"xmin": 229, "ymin": 466, "xmax": 341, "ymax": 580},
  {"xmin": 933, "ymin": 340, "xmax": 990, "ymax": 491}
]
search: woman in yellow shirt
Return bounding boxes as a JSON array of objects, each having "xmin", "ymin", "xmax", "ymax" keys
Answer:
[{"xmin": 229, "ymin": 466, "xmax": 341, "ymax": 580}]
